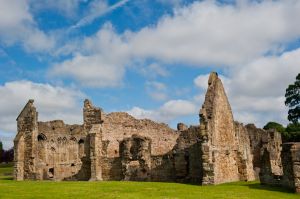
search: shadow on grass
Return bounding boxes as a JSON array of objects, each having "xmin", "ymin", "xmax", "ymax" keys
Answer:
[
  {"xmin": 242, "ymin": 182, "xmax": 294, "ymax": 194},
  {"xmin": 0, "ymin": 176, "xmax": 13, "ymax": 180}
]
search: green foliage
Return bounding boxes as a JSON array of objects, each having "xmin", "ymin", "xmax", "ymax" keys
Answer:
[
  {"xmin": 263, "ymin": 122, "xmax": 286, "ymax": 133},
  {"xmin": 284, "ymin": 123, "xmax": 300, "ymax": 142},
  {"xmin": 0, "ymin": 165, "xmax": 299, "ymax": 199},
  {"xmin": 0, "ymin": 141, "xmax": 2, "ymax": 162},
  {"xmin": 263, "ymin": 121, "xmax": 300, "ymax": 142},
  {"xmin": 285, "ymin": 73, "xmax": 300, "ymax": 123}
]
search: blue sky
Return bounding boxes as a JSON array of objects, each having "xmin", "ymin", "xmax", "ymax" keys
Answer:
[{"xmin": 0, "ymin": 0, "xmax": 300, "ymax": 149}]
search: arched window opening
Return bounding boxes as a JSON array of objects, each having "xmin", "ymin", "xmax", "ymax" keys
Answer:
[
  {"xmin": 78, "ymin": 139, "xmax": 84, "ymax": 144},
  {"xmin": 37, "ymin": 134, "xmax": 47, "ymax": 142}
]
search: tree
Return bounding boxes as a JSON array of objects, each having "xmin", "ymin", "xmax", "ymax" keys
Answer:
[
  {"xmin": 2, "ymin": 148, "xmax": 14, "ymax": 163},
  {"xmin": 263, "ymin": 122, "xmax": 285, "ymax": 133},
  {"xmin": 285, "ymin": 123, "xmax": 300, "ymax": 142},
  {"xmin": 0, "ymin": 141, "xmax": 2, "ymax": 162},
  {"xmin": 285, "ymin": 73, "xmax": 300, "ymax": 123}
]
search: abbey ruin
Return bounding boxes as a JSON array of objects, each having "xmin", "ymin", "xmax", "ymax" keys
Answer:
[{"xmin": 13, "ymin": 72, "xmax": 300, "ymax": 193}]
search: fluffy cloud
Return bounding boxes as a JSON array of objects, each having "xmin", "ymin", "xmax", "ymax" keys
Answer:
[
  {"xmin": 127, "ymin": 99, "xmax": 198, "ymax": 123},
  {"xmin": 0, "ymin": 81, "xmax": 84, "ymax": 149},
  {"xmin": 50, "ymin": 0, "xmax": 300, "ymax": 88},
  {"xmin": 194, "ymin": 48, "xmax": 300, "ymax": 127},
  {"xmin": 50, "ymin": 24, "xmax": 129, "ymax": 87},
  {"xmin": 0, "ymin": 0, "xmax": 55, "ymax": 52},
  {"xmin": 127, "ymin": 0, "xmax": 300, "ymax": 66}
]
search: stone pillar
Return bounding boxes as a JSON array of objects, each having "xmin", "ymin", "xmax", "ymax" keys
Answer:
[
  {"xmin": 281, "ymin": 143, "xmax": 300, "ymax": 193},
  {"xmin": 89, "ymin": 124, "xmax": 103, "ymax": 181}
]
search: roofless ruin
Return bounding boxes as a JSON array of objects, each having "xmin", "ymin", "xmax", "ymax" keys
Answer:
[{"xmin": 13, "ymin": 72, "xmax": 300, "ymax": 193}]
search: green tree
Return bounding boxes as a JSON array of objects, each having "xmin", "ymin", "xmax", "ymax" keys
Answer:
[
  {"xmin": 263, "ymin": 122, "xmax": 286, "ymax": 133},
  {"xmin": 0, "ymin": 140, "xmax": 2, "ymax": 162},
  {"xmin": 285, "ymin": 73, "xmax": 300, "ymax": 123},
  {"xmin": 285, "ymin": 123, "xmax": 300, "ymax": 142}
]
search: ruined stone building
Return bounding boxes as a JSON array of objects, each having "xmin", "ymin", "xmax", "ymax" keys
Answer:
[{"xmin": 13, "ymin": 72, "xmax": 300, "ymax": 193}]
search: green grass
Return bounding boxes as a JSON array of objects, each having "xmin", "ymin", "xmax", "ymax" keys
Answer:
[{"xmin": 0, "ymin": 164, "xmax": 298, "ymax": 199}]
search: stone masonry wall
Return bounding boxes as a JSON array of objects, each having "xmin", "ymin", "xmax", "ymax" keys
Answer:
[
  {"xmin": 234, "ymin": 122, "xmax": 256, "ymax": 181},
  {"xmin": 15, "ymin": 71, "xmax": 293, "ymax": 187},
  {"xmin": 14, "ymin": 99, "xmax": 38, "ymax": 180},
  {"xmin": 101, "ymin": 112, "xmax": 179, "ymax": 181},
  {"xmin": 200, "ymin": 72, "xmax": 240, "ymax": 185},
  {"xmin": 281, "ymin": 143, "xmax": 300, "ymax": 193}
]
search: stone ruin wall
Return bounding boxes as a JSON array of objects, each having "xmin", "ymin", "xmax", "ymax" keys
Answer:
[
  {"xmin": 281, "ymin": 143, "xmax": 300, "ymax": 193},
  {"xmin": 13, "ymin": 71, "xmax": 300, "ymax": 192},
  {"xmin": 13, "ymin": 98, "xmax": 203, "ymax": 182},
  {"xmin": 199, "ymin": 72, "xmax": 256, "ymax": 185},
  {"xmin": 100, "ymin": 112, "xmax": 202, "ymax": 182},
  {"xmin": 100, "ymin": 112, "xmax": 179, "ymax": 181}
]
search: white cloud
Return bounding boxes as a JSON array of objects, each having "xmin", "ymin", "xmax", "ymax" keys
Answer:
[
  {"xmin": 50, "ymin": 24, "xmax": 129, "ymax": 87},
  {"xmin": 0, "ymin": 81, "xmax": 85, "ymax": 149},
  {"xmin": 0, "ymin": 0, "xmax": 55, "ymax": 52},
  {"xmin": 193, "ymin": 48, "xmax": 300, "ymax": 127},
  {"xmin": 51, "ymin": 0, "xmax": 300, "ymax": 88},
  {"xmin": 127, "ymin": 99, "xmax": 198, "ymax": 123},
  {"xmin": 126, "ymin": 0, "xmax": 300, "ymax": 66},
  {"xmin": 51, "ymin": 54, "xmax": 125, "ymax": 87}
]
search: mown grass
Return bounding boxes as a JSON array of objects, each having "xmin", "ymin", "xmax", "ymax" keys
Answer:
[{"xmin": 0, "ymin": 164, "xmax": 298, "ymax": 199}]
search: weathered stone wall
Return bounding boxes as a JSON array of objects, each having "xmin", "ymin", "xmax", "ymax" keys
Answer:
[
  {"xmin": 281, "ymin": 143, "xmax": 300, "ymax": 193},
  {"xmin": 15, "ymin": 71, "xmax": 294, "ymax": 188},
  {"xmin": 14, "ymin": 99, "xmax": 38, "ymax": 180},
  {"xmin": 259, "ymin": 129, "xmax": 283, "ymax": 185},
  {"xmin": 200, "ymin": 72, "xmax": 240, "ymax": 185},
  {"xmin": 83, "ymin": 99, "xmax": 103, "ymax": 131},
  {"xmin": 35, "ymin": 121, "xmax": 88, "ymax": 181},
  {"xmin": 120, "ymin": 135, "xmax": 151, "ymax": 181},
  {"xmin": 173, "ymin": 125, "xmax": 202, "ymax": 183},
  {"xmin": 234, "ymin": 122, "xmax": 256, "ymax": 181},
  {"xmin": 245, "ymin": 124, "xmax": 266, "ymax": 178},
  {"xmin": 100, "ymin": 112, "xmax": 179, "ymax": 181}
]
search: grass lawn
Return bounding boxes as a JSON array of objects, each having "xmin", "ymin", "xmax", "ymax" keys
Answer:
[{"xmin": 0, "ymin": 164, "xmax": 298, "ymax": 199}]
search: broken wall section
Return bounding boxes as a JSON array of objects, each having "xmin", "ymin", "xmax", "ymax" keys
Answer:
[
  {"xmin": 199, "ymin": 72, "xmax": 240, "ymax": 185},
  {"xmin": 234, "ymin": 122, "xmax": 256, "ymax": 181},
  {"xmin": 174, "ymin": 125, "xmax": 202, "ymax": 183},
  {"xmin": 281, "ymin": 142, "xmax": 300, "ymax": 193},
  {"xmin": 36, "ymin": 121, "xmax": 87, "ymax": 181},
  {"xmin": 120, "ymin": 135, "xmax": 151, "ymax": 181},
  {"xmin": 83, "ymin": 99, "xmax": 103, "ymax": 131},
  {"xmin": 257, "ymin": 129, "xmax": 282, "ymax": 185},
  {"xmin": 14, "ymin": 99, "xmax": 38, "ymax": 180}
]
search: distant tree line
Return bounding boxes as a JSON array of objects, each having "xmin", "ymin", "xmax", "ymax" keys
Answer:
[
  {"xmin": 264, "ymin": 73, "xmax": 300, "ymax": 142},
  {"xmin": 0, "ymin": 141, "xmax": 14, "ymax": 163},
  {"xmin": 263, "ymin": 122, "xmax": 300, "ymax": 142}
]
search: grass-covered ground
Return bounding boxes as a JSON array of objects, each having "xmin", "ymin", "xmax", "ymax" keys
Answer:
[{"xmin": 0, "ymin": 164, "xmax": 298, "ymax": 199}]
